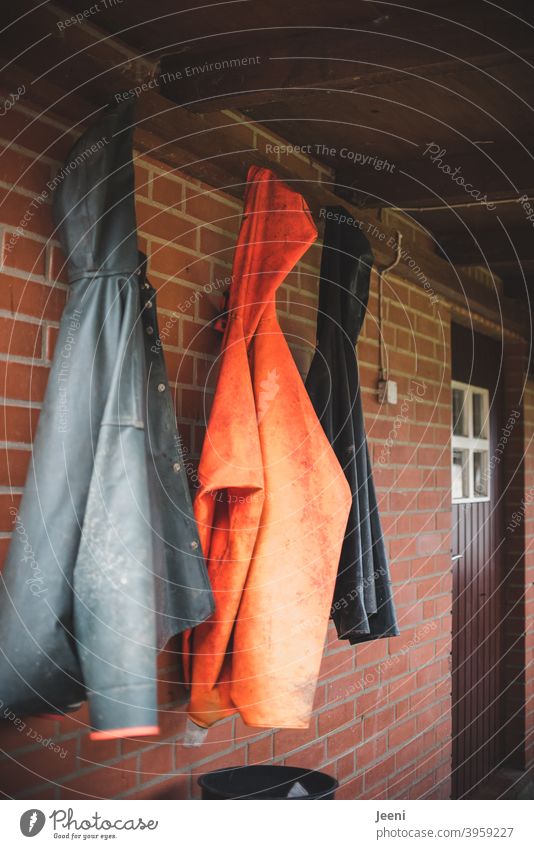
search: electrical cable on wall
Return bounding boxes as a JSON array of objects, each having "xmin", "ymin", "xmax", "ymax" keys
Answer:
[{"xmin": 377, "ymin": 229, "xmax": 402, "ymax": 403}]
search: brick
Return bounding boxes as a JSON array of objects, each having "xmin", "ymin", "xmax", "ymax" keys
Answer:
[
  {"xmin": 300, "ymin": 242, "xmax": 322, "ymax": 271},
  {"xmin": 319, "ymin": 648, "xmax": 354, "ymax": 679},
  {"xmin": 0, "ymin": 316, "xmax": 42, "ymax": 358},
  {"xmin": 0, "ymin": 447, "xmax": 31, "ymax": 487},
  {"xmin": 364, "ymin": 753, "xmax": 396, "ymax": 789},
  {"xmin": 337, "ymin": 773, "xmax": 364, "ymax": 799},
  {"xmin": 0, "ymin": 715, "xmax": 58, "ymax": 752},
  {"xmin": 278, "ymin": 313, "xmax": 315, "ymax": 342},
  {"xmin": 163, "ymin": 350, "xmax": 194, "ymax": 385},
  {"xmin": 194, "ymin": 355, "xmax": 218, "ymax": 391},
  {"xmin": 417, "ymin": 490, "xmax": 446, "ymax": 511},
  {"xmin": 418, "ymin": 446, "xmax": 447, "ymax": 467},
  {"xmin": 173, "ymin": 718, "xmax": 235, "ymax": 765},
  {"xmin": 200, "ymin": 227, "xmax": 236, "ymax": 261},
  {"xmin": 180, "ymin": 387, "xmax": 210, "ymax": 422},
  {"xmin": 336, "ymin": 751, "xmax": 355, "ymax": 780},
  {"xmin": 363, "ymin": 706, "xmax": 395, "ymax": 739},
  {"xmin": 153, "ymin": 280, "xmax": 196, "ymax": 315},
  {"xmin": 356, "ymin": 687, "xmax": 388, "ymax": 716},
  {"xmin": 192, "ymin": 747, "xmax": 246, "ymax": 778},
  {"xmin": 2, "ymin": 233, "xmax": 47, "ymax": 277},
  {"xmin": 395, "ymin": 737, "xmax": 423, "ymax": 771},
  {"xmin": 317, "ymin": 700, "xmax": 356, "ymax": 736},
  {"xmin": 0, "ymin": 737, "xmax": 78, "ymax": 796},
  {"xmin": 139, "ymin": 744, "xmax": 174, "ymax": 783},
  {"xmin": 274, "ymin": 723, "xmax": 318, "ymax": 758},
  {"xmin": 136, "ymin": 200, "xmax": 197, "ymax": 250},
  {"xmin": 51, "ymin": 702, "xmax": 90, "ymax": 734},
  {"xmin": 356, "ymin": 732, "xmax": 388, "ymax": 769},
  {"xmin": 0, "ymin": 109, "xmax": 75, "ymax": 159},
  {"xmin": 0, "ymin": 148, "xmax": 51, "ymax": 193},
  {"xmin": 416, "ymin": 575, "xmax": 442, "ymax": 600},
  {"xmin": 395, "ymin": 697, "xmax": 411, "ymax": 721},
  {"xmin": 0, "ymin": 538, "xmax": 10, "ymax": 570},
  {"xmin": 434, "ymin": 595, "xmax": 451, "ymax": 617},
  {"xmin": 151, "ymin": 173, "xmax": 184, "ymax": 208},
  {"xmin": 390, "ymin": 491, "xmax": 417, "ymax": 514},
  {"xmin": 0, "ymin": 273, "xmax": 66, "ymax": 321},
  {"xmin": 415, "ymin": 701, "xmax": 446, "ymax": 733},
  {"xmin": 327, "ymin": 670, "xmax": 365, "ymax": 704},
  {"xmin": 0, "ymin": 186, "xmax": 51, "ymax": 238},
  {"xmin": 45, "ymin": 325, "xmax": 59, "ymax": 360},
  {"xmin": 434, "ymin": 468, "xmax": 451, "ymax": 488},
  {"xmin": 284, "ymin": 741, "xmax": 326, "ymax": 770},
  {"xmin": 312, "ymin": 683, "xmax": 327, "ymax": 711},
  {"xmin": 434, "ymin": 716, "xmax": 452, "ymax": 742},
  {"xmin": 185, "ymin": 188, "xmax": 240, "ymax": 230},
  {"xmin": 149, "ymin": 244, "xmax": 211, "ymax": 286},
  {"xmin": 0, "ymin": 493, "xmax": 21, "ymax": 530},
  {"xmin": 287, "ymin": 291, "xmax": 317, "ymax": 323},
  {"xmin": 132, "ymin": 774, "xmax": 190, "ymax": 800},
  {"xmin": 388, "ymin": 716, "xmax": 417, "ymax": 749},
  {"xmin": 78, "ymin": 734, "xmax": 120, "ymax": 767},
  {"xmin": 60, "ymin": 757, "xmax": 138, "ymax": 800},
  {"xmin": 416, "ymin": 532, "xmax": 445, "ymax": 556},
  {"xmin": 0, "ymin": 361, "xmax": 49, "ymax": 402},
  {"xmin": 133, "ymin": 162, "xmax": 151, "ymax": 199},
  {"xmin": 407, "ymin": 514, "xmax": 434, "ymax": 536},
  {"xmin": 181, "ymin": 318, "xmax": 221, "ymax": 357},
  {"xmin": 327, "ymin": 720, "xmax": 363, "ymax": 759},
  {"xmin": 248, "ymin": 734, "xmax": 274, "ymax": 764},
  {"xmin": 196, "ymin": 286, "xmax": 226, "ymax": 322},
  {"xmin": 409, "ymin": 641, "xmax": 437, "ymax": 670},
  {"xmin": 393, "ymin": 582, "xmax": 417, "ymax": 606},
  {"xmin": 410, "ymin": 771, "xmax": 437, "ymax": 799},
  {"xmin": 393, "ymin": 466, "xmax": 423, "ymax": 489},
  {"xmin": 380, "ymin": 652, "xmax": 410, "ymax": 684},
  {"xmin": 389, "ymin": 537, "xmax": 418, "ymax": 560}
]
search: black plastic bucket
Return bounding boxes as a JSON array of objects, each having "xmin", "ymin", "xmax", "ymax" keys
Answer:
[{"xmin": 198, "ymin": 765, "xmax": 338, "ymax": 799}]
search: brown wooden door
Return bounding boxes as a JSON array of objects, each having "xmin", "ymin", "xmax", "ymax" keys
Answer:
[{"xmin": 451, "ymin": 324, "xmax": 504, "ymax": 798}]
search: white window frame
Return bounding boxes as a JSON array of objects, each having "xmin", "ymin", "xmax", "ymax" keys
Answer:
[{"xmin": 451, "ymin": 380, "xmax": 490, "ymax": 503}]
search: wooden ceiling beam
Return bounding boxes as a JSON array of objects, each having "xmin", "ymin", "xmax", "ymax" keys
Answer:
[
  {"xmin": 5, "ymin": 0, "xmax": 534, "ymax": 115},
  {"xmin": 438, "ymin": 226, "xmax": 534, "ymax": 265},
  {"xmin": 156, "ymin": 2, "xmax": 534, "ymax": 112},
  {"xmin": 162, "ymin": 43, "xmax": 534, "ymax": 113},
  {"xmin": 0, "ymin": 2, "xmax": 526, "ymax": 336},
  {"xmin": 344, "ymin": 144, "xmax": 534, "ymax": 210}
]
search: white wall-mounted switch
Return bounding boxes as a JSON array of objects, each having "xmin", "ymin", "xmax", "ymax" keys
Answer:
[{"xmin": 378, "ymin": 379, "xmax": 398, "ymax": 405}]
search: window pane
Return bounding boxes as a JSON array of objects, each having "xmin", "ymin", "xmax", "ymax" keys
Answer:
[
  {"xmin": 453, "ymin": 388, "xmax": 467, "ymax": 436},
  {"xmin": 452, "ymin": 449, "xmax": 469, "ymax": 499},
  {"xmin": 473, "ymin": 451, "xmax": 488, "ymax": 497},
  {"xmin": 473, "ymin": 392, "xmax": 487, "ymax": 438}
]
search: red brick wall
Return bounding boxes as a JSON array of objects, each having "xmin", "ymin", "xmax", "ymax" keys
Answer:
[{"xmin": 1, "ymin": 96, "xmax": 454, "ymax": 800}]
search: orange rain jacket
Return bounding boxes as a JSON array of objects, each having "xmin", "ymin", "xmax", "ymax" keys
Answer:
[{"xmin": 184, "ymin": 166, "xmax": 351, "ymax": 730}]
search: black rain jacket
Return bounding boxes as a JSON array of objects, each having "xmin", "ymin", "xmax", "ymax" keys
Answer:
[{"xmin": 306, "ymin": 207, "xmax": 399, "ymax": 644}]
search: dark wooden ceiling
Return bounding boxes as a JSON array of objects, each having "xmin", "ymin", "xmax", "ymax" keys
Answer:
[{"xmin": 2, "ymin": 0, "xmax": 534, "ymax": 304}]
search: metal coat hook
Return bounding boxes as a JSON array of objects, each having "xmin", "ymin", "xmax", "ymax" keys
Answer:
[{"xmin": 377, "ymin": 229, "xmax": 403, "ymax": 383}]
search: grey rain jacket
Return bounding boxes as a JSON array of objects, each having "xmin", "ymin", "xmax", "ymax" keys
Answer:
[
  {"xmin": 305, "ymin": 207, "xmax": 399, "ymax": 644},
  {"xmin": 0, "ymin": 99, "xmax": 214, "ymax": 739}
]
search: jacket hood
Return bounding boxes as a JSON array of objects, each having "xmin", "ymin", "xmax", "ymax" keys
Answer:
[
  {"xmin": 317, "ymin": 206, "xmax": 374, "ymax": 345},
  {"xmin": 52, "ymin": 97, "xmax": 139, "ymax": 282},
  {"xmin": 227, "ymin": 166, "xmax": 318, "ymax": 340}
]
